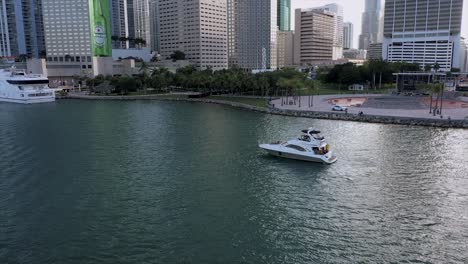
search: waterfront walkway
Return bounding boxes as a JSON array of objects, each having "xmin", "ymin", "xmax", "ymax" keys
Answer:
[
  {"xmin": 271, "ymin": 94, "xmax": 468, "ymax": 121},
  {"xmin": 63, "ymin": 93, "xmax": 468, "ymax": 128}
]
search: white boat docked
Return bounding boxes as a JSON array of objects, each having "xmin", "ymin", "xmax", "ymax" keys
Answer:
[
  {"xmin": 0, "ymin": 67, "xmax": 55, "ymax": 104},
  {"xmin": 259, "ymin": 128, "xmax": 338, "ymax": 165}
]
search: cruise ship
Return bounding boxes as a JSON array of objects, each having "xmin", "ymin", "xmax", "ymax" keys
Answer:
[{"xmin": 0, "ymin": 67, "xmax": 55, "ymax": 104}]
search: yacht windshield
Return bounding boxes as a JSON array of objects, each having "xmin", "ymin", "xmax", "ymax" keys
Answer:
[{"xmin": 7, "ymin": 80, "xmax": 49, "ymax": 85}]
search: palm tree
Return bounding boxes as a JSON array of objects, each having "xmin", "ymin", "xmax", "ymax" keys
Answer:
[
  {"xmin": 111, "ymin": 35, "xmax": 119, "ymax": 47},
  {"xmin": 424, "ymin": 64, "xmax": 432, "ymax": 72},
  {"xmin": 139, "ymin": 61, "xmax": 151, "ymax": 93},
  {"xmin": 431, "ymin": 83, "xmax": 443, "ymax": 116}
]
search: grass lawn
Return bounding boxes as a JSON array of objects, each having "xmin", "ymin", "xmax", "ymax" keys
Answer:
[{"xmin": 207, "ymin": 96, "xmax": 268, "ymax": 108}]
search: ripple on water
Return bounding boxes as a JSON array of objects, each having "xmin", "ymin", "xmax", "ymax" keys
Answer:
[{"xmin": 0, "ymin": 101, "xmax": 467, "ymax": 264}]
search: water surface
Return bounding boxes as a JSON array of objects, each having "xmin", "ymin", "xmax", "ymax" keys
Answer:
[{"xmin": 0, "ymin": 100, "xmax": 467, "ymax": 263}]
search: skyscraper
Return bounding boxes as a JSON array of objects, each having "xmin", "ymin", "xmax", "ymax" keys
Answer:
[
  {"xmin": 1, "ymin": 0, "xmax": 45, "ymax": 58},
  {"xmin": 294, "ymin": 8, "xmax": 335, "ymax": 65},
  {"xmin": 0, "ymin": 0, "xmax": 10, "ymax": 57},
  {"xmin": 157, "ymin": 0, "xmax": 228, "ymax": 70},
  {"xmin": 343, "ymin": 22, "xmax": 353, "ymax": 50},
  {"xmin": 277, "ymin": 0, "xmax": 291, "ymax": 31},
  {"xmin": 310, "ymin": 4, "xmax": 343, "ymax": 60},
  {"xmin": 359, "ymin": 0, "xmax": 381, "ymax": 50},
  {"xmin": 227, "ymin": 0, "xmax": 238, "ymax": 68},
  {"xmin": 134, "ymin": 0, "xmax": 151, "ymax": 48},
  {"xmin": 382, "ymin": 0, "xmax": 464, "ymax": 71},
  {"xmin": 277, "ymin": 30, "xmax": 293, "ymax": 68},
  {"xmin": 42, "ymin": 0, "xmax": 114, "ymax": 77},
  {"xmin": 149, "ymin": 0, "xmax": 159, "ymax": 53},
  {"xmin": 236, "ymin": 0, "xmax": 278, "ymax": 70},
  {"xmin": 110, "ymin": 0, "xmax": 135, "ymax": 49}
]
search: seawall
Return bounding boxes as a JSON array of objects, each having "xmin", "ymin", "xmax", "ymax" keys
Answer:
[{"xmin": 60, "ymin": 95, "xmax": 468, "ymax": 129}]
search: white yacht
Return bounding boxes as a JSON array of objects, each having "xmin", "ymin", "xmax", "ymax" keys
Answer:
[
  {"xmin": 259, "ymin": 128, "xmax": 338, "ymax": 165},
  {"xmin": 0, "ymin": 67, "xmax": 55, "ymax": 104}
]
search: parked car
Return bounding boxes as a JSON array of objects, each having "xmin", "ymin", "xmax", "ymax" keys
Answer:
[{"xmin": 332, "ymin": 105, "xmax": 348, "ymax": 112}]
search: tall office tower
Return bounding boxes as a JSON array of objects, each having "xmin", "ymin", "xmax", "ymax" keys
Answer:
[
  {"xmin": 277, "ymin": 0, "xmax": 291, "ymax": 31},
  {"xmin": 277, "ymin": 30, "xmax": 293, "ymax": 68},
  {"xmin": 367, "ymin": 42, "xmax": 383, "ymax": 60},
  {"xmin": 459, "ymin": 37, "xmax": 468, "ymax": 72},
  {"xmin": 134, "ymin": 0, "xmax": 151, "ymax": 48},
  {"xmin": 359, "ymin": 0, "xmax": 381, "ymax": 50},
  {"xmin": 42, "ymin": 0, "xmax": 114, "ymax": 77},
  {"xmin": 110, "ymin": 0, "xmax": 134, "ymax": 48},
  {"xmin": 343, "ymin": 22, "xmax": 353, "ymax": 50},
  {"xmin": 0, "ymin": 0, "xmax": 10, "ymax": 57},
  {"xmin": 227, "ymin": 0, "xmax": 238, "ymax": 68},
  {"xmin": 236, "ymin": 0, "xmax": 278, "ymax": 70},
  {"xmin": 2, "ymin": 0, "xmax": 45, "ymax": 58},
  {"xmin": 293, "ymin": 8, "xmax": 335, "ymax": 65},
  {"xmin": 157, "ymin": 0, "xmax": 228, "ymax": 70},
  {"xmin": 311, "ymin": 4, "xmax": 343, "ymax": 60},
  {"xmin": 383, "ymin": 0, "xmax": 464, "ymax": 71},
  {"xmin": 149, "ymin": 0, "xmax": 159, "ymax": 53}
]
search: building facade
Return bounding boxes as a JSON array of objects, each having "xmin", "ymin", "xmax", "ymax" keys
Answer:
[
  {"xmin": 0, "ymin": 0, "xmax": 10, "ymax": 57},
  {"xmin": 42, "ymin": 0, "xmax": 114, "ymax": 77},
  {"xmin": 310, "ymin": 4, "xmax": 343, "ymax": 60},
  {"xmin": 277, "ymin": 30, "xmax": 293, "ymax": 68},
  {"xmin": 134, "ymin": 0, "xmax": 151, "ymax": 48},
  {"xmin": 460, "ymin": 38, "xmax": 468, "ymax": 72},
  {"xmin": 359, "ymin": 0, "xmax": 382, "ymax": 50},
  {"xmin": 149, "ymin": 0, "xmax": 159, "ymax": 53},
  {"xmin": 294, "ymin": 8, "xmax": 335, "ymax": 65},
  {"xmin": 110, "ymin": 0, "xmax": 134, "ymax": 49},
  {"xmin": 157, "ymin": 0, "xmax": 228, "ymax": 70},
  {"xmin": 235, "ymin": 0, "xmax": 278, "ymax": 70},
  {"xmin": 382, "ymin": 0, "xmax": 464, "ymax": 71},
  {"xmin": 227, "ymin": 0, "xmax": 237, "ymax": 68},
  {"xmin": 0, "ymin": 0, "xmax": 45, "ymax": 58},
  {"xmin": 277, "ymin": 0, "xmax": 291, "ymax": 31},
  {"xmin": 367, "ymin": 42, "xmax": 382, "ymax": 60},
  {"xmin": 343, "ymin": 22, "xmax": 353, "ymax": 50},
  {"xmin": 343, "ymin": 49, "xmax": 367, "ymax": 60}
]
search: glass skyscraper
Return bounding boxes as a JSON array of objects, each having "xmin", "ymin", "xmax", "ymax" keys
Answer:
[
  {"xmin": 277, "ymin": 0, "xmax": 291, "ymax": 31},
  {"xmin": 359, "ymin": 0, "xmax": 382, "ymax": 50},
  {"xmin": 0, "ymin": 0, "xmax": 45, "ymax": 58}
]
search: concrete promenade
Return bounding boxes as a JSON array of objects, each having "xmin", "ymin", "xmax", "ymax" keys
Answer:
[
  {"xmin": 271, "ymin": 94, "xmax": 468, "ymax": 121},
  {"xmin": 62, "ymin": 93, "xmax": 468, "ymax": 128}
]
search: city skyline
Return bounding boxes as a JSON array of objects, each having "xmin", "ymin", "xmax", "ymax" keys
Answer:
[{"xmin": 291, "ymin": 0, "xmax": 468, "ymax": 49}]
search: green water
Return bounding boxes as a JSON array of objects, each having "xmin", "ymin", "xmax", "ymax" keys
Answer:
[{"xmin": 0, "ymin": 100, "xmax": 467, "ymax": 263}]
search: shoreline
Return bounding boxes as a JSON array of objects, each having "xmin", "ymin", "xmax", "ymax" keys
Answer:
[{"xmin": 60, "ymin": 94, "xmax": 468, "ymax": 129}]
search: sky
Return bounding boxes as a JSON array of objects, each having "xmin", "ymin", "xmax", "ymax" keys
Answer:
[{"xmin": 291, "ymin": 0, "xmax": 468, "ymax": 49}]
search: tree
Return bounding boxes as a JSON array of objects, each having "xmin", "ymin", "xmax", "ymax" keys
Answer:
[
  {"xmin": 433, "ymin": 62, "xmax": 441, "ymax": 72},
  {"xmin": 17, "ymin": 54, "xmax": 29, "ymax": 62},
  {"xmin": 424, "ymin": 64, "xmax": 432, "ymax": 72},
  {"xmin": 111, "ymin": 35, "xmax": 119, "ymax": 47},
  {"xmin": 150, "ymin": 67, "xmax": 173, "ymax": 92},
  {"xmin": 338, "ymin": 64, "xmax": 362, "ymax": 86},
  {"xmin": 170, "ymin": 50, "xmax": 186, "ymax": 61},
  {"xmin": 114, "ymin": 76, "xmax": 138, "ymax": 94},
  {"xmin": 139, "ymin": 61, "xmax": 151, "ymax": 93},
  {"xmin": 134, "ymin": 38, "xmax": 147, "ymax": 49}
]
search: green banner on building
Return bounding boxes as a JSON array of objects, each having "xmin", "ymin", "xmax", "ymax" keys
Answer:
[{"xmin": 89, "ymin": 0, "xmax": 112, "ymax": 57}]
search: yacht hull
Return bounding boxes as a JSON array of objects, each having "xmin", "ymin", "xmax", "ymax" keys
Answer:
[
  {"xmin": 0, "ymin": 96, "xmax": 55, "ymax": 104},
  {"xmin": 259, "ymin": 144, "xmax": 337, "ymax": 165}
]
